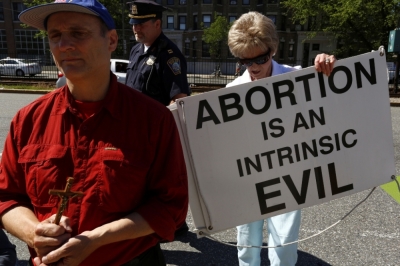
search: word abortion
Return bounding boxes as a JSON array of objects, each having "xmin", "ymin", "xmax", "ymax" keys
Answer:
[{"xmin": 196, "ymin": 58, "xmax": 376, "ymax": 129}]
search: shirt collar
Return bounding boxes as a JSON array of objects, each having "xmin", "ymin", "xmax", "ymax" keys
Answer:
[{"xmin": 54, "ymin": 73, "xmax": 121, "ymax": 120}]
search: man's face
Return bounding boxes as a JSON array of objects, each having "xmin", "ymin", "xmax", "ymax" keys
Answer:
[
  {"xmin": 47, "ymin": 12, "xmax": 117, "ymax": 83},
  {"xmin": 132, "ymin": 19, "xmax": 161, "ymax": 46}
]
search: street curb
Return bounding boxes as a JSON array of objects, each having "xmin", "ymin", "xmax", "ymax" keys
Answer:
[{"xmin": 0, "ymin": 89, "xmax": 50, "ymax": 94}]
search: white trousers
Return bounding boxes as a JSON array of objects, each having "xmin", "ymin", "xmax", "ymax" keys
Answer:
[{"xmin": 237, "ymin": 210, "xmax": 301, "ymax": 266}]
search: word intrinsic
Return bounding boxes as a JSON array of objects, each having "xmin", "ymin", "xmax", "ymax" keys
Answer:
[{"xmin": 236, "ymin": 129, "xmax": 357, "ymax": 177}]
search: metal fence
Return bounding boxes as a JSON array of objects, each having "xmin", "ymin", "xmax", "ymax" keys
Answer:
[
  {"xmin": 0, "ymin": 53, "xmax": 318, "ymax": 86},
  {"xmin": 0, "ymin": 53, "xmax": 58, "ymax": 80}
]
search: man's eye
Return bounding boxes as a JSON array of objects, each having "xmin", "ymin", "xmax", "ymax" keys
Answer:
[
  {"xmin": 72, "ymin": 32, "xmax": 87, "ymax": 39},
  {"xmin": 48, "ymin": 34, "xmax": 61, "ymax": 42}
]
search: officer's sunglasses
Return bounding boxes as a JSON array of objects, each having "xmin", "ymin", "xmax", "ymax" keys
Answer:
[{"xmin": 238, "ymin": 51, "xmax": 271, "ymax": 67}]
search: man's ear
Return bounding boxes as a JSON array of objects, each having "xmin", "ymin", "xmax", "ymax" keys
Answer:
[
  {"xmin": 155, "ymin": 19, "xmax": 162, "ymax": 29},
  {"xmin": 108, "ymin": 29, "xmax": 119, "ymax": 52}
]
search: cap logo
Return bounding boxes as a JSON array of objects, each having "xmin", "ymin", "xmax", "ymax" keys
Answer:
[{"xmin": 132, "ymin": 4, "xmax": 138, "ymax": 15}]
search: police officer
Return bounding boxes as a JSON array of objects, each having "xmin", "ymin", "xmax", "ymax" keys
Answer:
[
  {"xmin": 125, "ymin": 0, "xmax": 190, "ymax": 106},
  {"xmin": 125, "ymin": 0, "xmax": 190, "ymax": 239}
]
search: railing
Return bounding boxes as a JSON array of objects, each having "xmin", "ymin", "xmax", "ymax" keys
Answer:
[
  {"xmin": 0, "ymin": 53, "xmax": 322, "ymax": 86},
  {"xmin": 0, "ymin": 53, "xmax": 59, "ymax": 80}
]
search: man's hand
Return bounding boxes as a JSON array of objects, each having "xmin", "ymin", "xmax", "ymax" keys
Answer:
[
  {"xmin": 34, "ymin": 232, "xmax": 95, "ymax": 266},
  {"xmin": 32, "ymin": 214, "xmax": 71, "ymax": 262},
  {"xmin": 314, "ymin": 53, "xmax": 336, "ymax": 76}
]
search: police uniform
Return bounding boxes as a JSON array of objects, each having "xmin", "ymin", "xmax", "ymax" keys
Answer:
[{"xmin": 125, "ymin": 0, "xmax": 190, "ymax": 106}]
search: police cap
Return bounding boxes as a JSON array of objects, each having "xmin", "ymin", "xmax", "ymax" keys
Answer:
[{"xmin": 127, "ymin": 0, "xmax": 167, "ymax": 25}]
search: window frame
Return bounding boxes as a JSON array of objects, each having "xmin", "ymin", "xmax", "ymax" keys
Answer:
[
  {"xmin": 202, "ymin": 14, "xmax": 211, "ymax": 28},
  {"xmin": 178, "ymin": 16, "xmax": 186, "ymax": 30},
  {"xmin": 166, "ymin": 16, "xmax": 174, "ymax": 29}
]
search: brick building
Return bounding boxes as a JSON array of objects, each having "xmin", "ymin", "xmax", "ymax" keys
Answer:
[{"xmin": 0, "ymin": 0, "xmax": 336, "ymax": 71}]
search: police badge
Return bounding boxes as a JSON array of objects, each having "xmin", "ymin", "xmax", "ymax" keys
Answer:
[
  {"xmin": 131, "ymin": 4, "xmax": 137, "ymax": 15},
  {"xmin": 146, "ymin": 55, "xmax": 156, "ymax": 65}
]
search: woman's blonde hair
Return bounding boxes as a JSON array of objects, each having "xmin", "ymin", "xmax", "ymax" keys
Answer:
[{"xmin": 228, "ymin": 12, "xmax": 279, "ymax": 58}]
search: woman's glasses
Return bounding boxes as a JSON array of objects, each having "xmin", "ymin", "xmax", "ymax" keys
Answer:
[{"xmin": 239, "ymin": 51, "xmax": 271, "ymax": 67}]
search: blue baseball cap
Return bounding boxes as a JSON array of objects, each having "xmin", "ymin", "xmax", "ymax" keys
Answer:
[{"xmin": 19, "ymin": 0, "xmax": 116, "ymax": 31}]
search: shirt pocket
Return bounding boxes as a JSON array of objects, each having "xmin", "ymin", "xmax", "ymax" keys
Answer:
[
  {"xmin": 99, "ymin": 148, "xmax": 150, "ymax": 213},
  {"xmin": 18, "ymin": 144, "xmax": 70, "ymax": 212}
]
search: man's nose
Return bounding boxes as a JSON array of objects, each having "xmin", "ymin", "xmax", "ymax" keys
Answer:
[{"xmin": 58, "ymin": 33, "xmax": 74, "ymax": 51}]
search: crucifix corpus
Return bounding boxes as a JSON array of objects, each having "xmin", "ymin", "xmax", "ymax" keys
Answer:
[{"xmin": 48, "ymin": 177, "xmax": 84, "ymax": 225}]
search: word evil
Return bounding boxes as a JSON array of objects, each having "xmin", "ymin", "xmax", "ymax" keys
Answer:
[{"xmin": 255, "ymin": 162, "xmax": 354, "ymax": 215}]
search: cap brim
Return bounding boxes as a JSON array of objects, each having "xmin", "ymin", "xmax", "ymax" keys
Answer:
[
  {"xmin": 19, "ymin": 3, "xmax": 99, "ymax": 30},
  {"xmin": 129, "ymin": 17, "xmax": 153, "ymax": 25}
]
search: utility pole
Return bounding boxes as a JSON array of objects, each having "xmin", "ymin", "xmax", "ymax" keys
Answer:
[{"xmin": 121, "ymin": 0, "xmax": 126, "ymax": 56}]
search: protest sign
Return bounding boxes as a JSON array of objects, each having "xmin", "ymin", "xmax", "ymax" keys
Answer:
[{"xmin": 169, "ymin": 50, "xmax": 396, "ymax": 235}]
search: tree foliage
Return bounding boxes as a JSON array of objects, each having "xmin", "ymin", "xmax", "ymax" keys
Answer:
[
  {"xmin": 202, "ymin": 13, "xmax": 231, "ymax": 58},
  {"xmin": 24, "ymin": 0, "xmax": 128, "ymax": 30},
  {"xmin": 23, "ymin": 0, "xmax": 129, "ymax": 55},
  {"xmin": 281, "ymin": 0, "xmax": 400, "ymax": 57}
]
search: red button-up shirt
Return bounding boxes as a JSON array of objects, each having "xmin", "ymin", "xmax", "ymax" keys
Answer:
[{"xmin": 0, "ymin": 74, "xmax": 188, "ymax": 265}]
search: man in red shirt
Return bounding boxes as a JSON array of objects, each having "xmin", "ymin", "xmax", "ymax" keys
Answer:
[{"xmin": 0, "ymin": 0, "xmax": 188, "ymax": 265}]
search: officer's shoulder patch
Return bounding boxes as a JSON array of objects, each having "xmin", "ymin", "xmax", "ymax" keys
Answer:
[
  {"xmin": 167, "ymin": 49, "xmax": 174, "ymax": 54},
  {"xmin": 167, "ymin": 57, "xmax": 181, "ymax": 75}
]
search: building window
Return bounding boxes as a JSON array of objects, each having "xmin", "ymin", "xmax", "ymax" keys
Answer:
[
  {"xmin": 184, "ymin": 43, "xmax": 190, "ymax": 56},
  {"xmin": 279, "ymin": 42, "xmax": 284, "ymax": 59},
  {"xmin": 179, "ymin": 16, "xmax": 186, "ymax": 30},
  {"xmin": 167, "ymin": 0, "xmax": 174, "ymax": 5},
  {"xmin": 308, "ymin": 16, "xmax": 316, "ymax": 31},
  {"xmin": 281, "ymin": 15, "xmax": 286, "ymax": 31},
  {"xmin": 257, "ymin": 0, "xmax": 263, "ymax": 4},
  {"xmin": 180, "ymin": 0, "xmax": 187, "ymax": 4},
  {"xmin": 0, "ymin": 30, "xmax": 7, "ymax": 54},
  {"xmin": 242, "ymin": 0, "xmax": 250, "ymax": 5},
  {"xmin": 202, "ymin": 41, "xmax": 210, "ymax": 57},
  {"xmin": 229, "ymin": 16, "xmax": 236, "ymax": 23},
  {"xmin": 267, "ymin": 15, "xmax": 277, "ymax": 25},
  {"xmin": 192, "ymin": 41, "xmax": 197, "ymax": 57},
  {"xmin": 15, "ymin": 29, "xmax": 44, "ymax": 54},
  {"xmin": 288, "ymin": 44, "xmax": 294, "ymax": 57},
  {"xmin": 230, "ymin": 1, "xmax": 237, "ymax": 4},
  {"xmin": 0, "ymin": 3, "xmax": 4, "ymax": 21},
  {"xmin": 312, "ymin": 43, "xmax": 320, "ymax": 51},
  {"xmin": 13, "ymin": 2, "xmax": 26, "ymax": 21},
  {"xmin": 155, "ymin": 0, "xmax": 162, "ymax": 3},
  {"xmin": 167, "ymin": 16, "xmax": 174, "ymax": 29},
  {"xmin": 203, "ymin": 0, "xmax": 212, "ymax": 3},
  {"xmin": 193, "ymin": 15, "xmax": 198, "ymax": 30},
  {"xmin": 203, "ymin": 15, "xmax": 211, "ymax": 28}
]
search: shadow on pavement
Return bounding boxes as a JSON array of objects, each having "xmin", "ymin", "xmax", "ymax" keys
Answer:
[{"xmin": 163, "ymin": 232, "xmax": 331, "ymax": 266}]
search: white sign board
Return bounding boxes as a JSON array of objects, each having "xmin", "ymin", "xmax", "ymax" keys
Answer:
[{"xmin": 170, "ymin": 50, "xmax": 396, "ymax": 235}]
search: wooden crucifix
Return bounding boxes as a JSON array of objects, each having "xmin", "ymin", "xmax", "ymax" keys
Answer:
[{"xmin": 48, "ymin": 177, "xmax": 84, "ymax": 225}]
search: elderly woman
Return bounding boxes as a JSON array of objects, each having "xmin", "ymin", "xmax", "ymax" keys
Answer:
[{"xmin": 226, "ymin": 12, "xmax": 336, "ymax": 266}]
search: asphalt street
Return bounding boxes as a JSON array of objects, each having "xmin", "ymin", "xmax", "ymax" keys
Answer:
[{"xmin": 1, "ymin": 92, "xmax": 399, "ymax": 266}]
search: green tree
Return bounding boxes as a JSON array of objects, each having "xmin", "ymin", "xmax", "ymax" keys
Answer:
[
  {"xmin": 202, "ymin": 13, "xmax": 231, "ymax": 58},
  {"xmin": 23, "ymin": 0, "xmax": 129, "ymax": 55},
  {"xmin": 24, "ymin": 0, "xmax": 127, "ymax": 29},
  {"xmin": 281, "ymin": 0, "xmax": 400, "ymax": 57}
]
